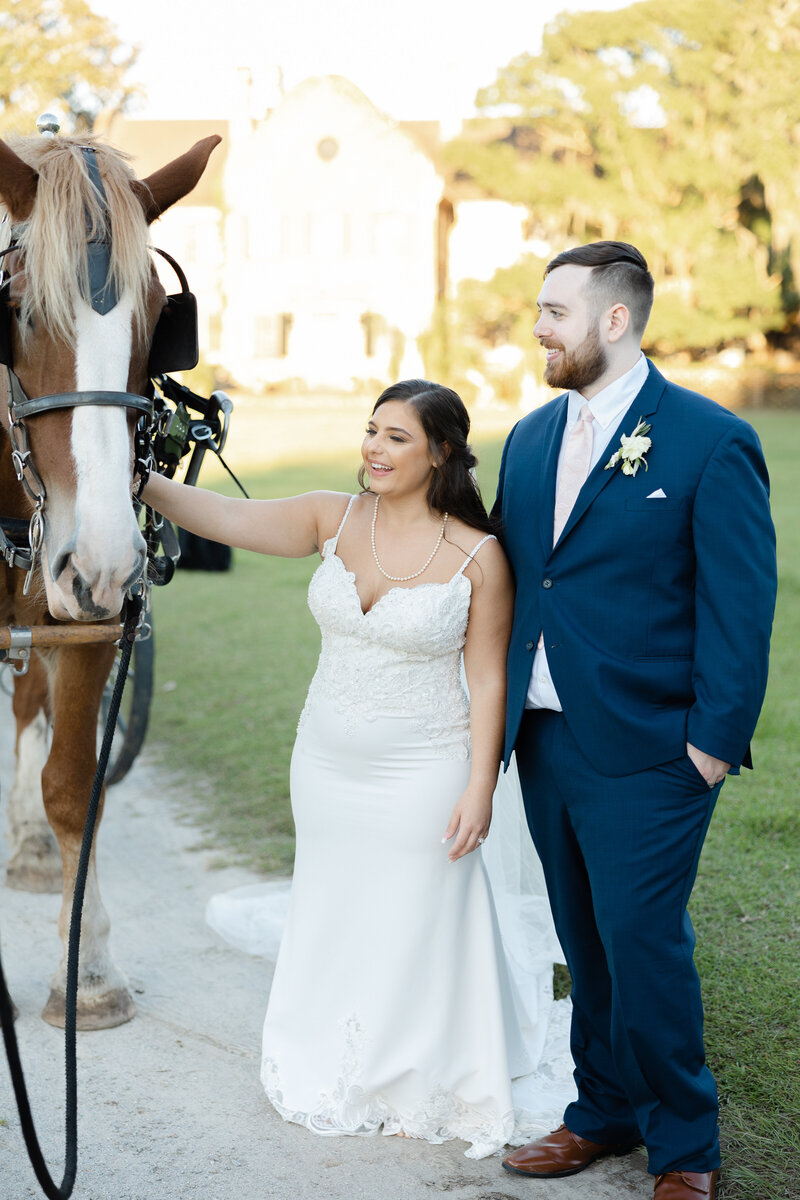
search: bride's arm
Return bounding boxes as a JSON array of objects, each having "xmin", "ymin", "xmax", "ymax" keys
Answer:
[
  {"xmin": 443, "ymin": 539, "xmax": 514, "ymax": 862},
  {"xmin": 140, "ymin": 472, "xmax": 349, "ymax": 558}
]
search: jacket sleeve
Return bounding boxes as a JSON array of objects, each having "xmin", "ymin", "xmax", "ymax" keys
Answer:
[{"xmin": 686, "ymin": 421, "xmax": 777, "ymax": 766}]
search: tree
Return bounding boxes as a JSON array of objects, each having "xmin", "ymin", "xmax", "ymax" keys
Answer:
[
  {"xmin": 444, "ymin": 0, "xmax": 799, "ymax": 357},
  {"xmin": 0, "ymin": 0, "xmax": 138, "ymax": 138}
]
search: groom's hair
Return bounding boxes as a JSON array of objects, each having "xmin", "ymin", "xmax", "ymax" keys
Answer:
[{"xmin": 545, "ymin": 241, "xmax": 654, "ymax": 337}]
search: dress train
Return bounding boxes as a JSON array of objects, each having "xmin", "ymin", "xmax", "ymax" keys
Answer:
[{"xmin": 207, "ymin": 757, "xmax": 575, "ymax": 1156}]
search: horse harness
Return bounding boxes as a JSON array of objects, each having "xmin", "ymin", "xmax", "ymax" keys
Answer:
[{"xmin": 0, "ymin": 146, "xmax": 201, "ymax": 593}]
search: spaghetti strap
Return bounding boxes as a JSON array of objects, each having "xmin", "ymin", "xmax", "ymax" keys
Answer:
[
  {"xmin": 454, "ymin": 533, "xmax": 497, "ymax": 578},
  {"xmin": 326, "ymin": 495, "xmax": 358, "ymax": 555}
]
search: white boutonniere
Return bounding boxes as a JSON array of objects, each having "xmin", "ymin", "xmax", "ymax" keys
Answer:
[{"xmin": 604, "ymin": 417, "xmax": 652, "ymax": 477}]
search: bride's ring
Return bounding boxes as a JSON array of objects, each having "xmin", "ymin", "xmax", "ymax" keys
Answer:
[{"xmin": 477, "ymin": 836, "xmax": 486, "ymax": 844}]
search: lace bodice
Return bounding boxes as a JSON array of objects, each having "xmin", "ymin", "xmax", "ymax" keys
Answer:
[{"xmin": 297, "ymin": 498, "xmax": 494, "ymax": 758}]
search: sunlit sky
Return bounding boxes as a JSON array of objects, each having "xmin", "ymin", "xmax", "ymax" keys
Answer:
[{"xmin": 91, "ymin": 0, "xmax": 631, "ymax": 125}]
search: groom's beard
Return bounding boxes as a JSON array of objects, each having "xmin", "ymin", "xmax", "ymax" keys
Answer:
[{"xmin": 543, "ymin": 322, "xmax": 608, "ymax": 392}]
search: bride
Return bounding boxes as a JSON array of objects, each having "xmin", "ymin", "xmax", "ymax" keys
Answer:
[{"xmin": 141, "ymin": 379, "xmax": 574, "ymax": 1158}]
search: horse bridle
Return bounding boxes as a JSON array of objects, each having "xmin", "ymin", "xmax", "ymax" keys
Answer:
[{"xmin": 0, "ymin": 230, "xmax": 199, "ymax": 592}]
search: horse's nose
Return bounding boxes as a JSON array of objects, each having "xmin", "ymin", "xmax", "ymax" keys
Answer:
[
  {"xmin": 122, "ymin": 547, "xmax": 146, "ymax": 592},
  {"xmin": 67, "ymin": 542, "xmax": 145, "ymax": 619},
  {"xmin": 70, "ymin": 565, "xmax": 114, "ymax": 619},
  {"xmin": 50, "ymin": 542, "xmax": 76, "ymax": 583}
]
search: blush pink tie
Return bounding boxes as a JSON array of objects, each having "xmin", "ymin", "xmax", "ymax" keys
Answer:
[
  {"xmin": 553, "ymin": 403, "xmax": 594, "ymax": 545},
  {"xmin": 537, "ymin": 404, "xmax": 595, "ymax": 651}
]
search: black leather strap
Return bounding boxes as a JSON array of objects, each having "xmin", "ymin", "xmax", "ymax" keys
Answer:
[
  {"xmin": 0, "ymin": 519, "xmax": 33, "ymax": 571},
  {"xmin": 151, "ymin": 246, "xmax": 191, "ymax": 294},
  {"xmin": 11, "ymin": 389, "xmax": 152, "ymax": 420}
]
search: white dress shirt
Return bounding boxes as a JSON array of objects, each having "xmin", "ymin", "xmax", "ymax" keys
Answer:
[{"xmin": 526, "ymin": 353, "xmax": 650, "ymax": 711}]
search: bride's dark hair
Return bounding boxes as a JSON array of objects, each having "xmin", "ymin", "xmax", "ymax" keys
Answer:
[{"xmin": 358, "ymin": 379, "xmax": 497, "ymax": 535}]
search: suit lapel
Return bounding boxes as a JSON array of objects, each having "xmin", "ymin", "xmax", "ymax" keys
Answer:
[
  {"xmin": 537, "ymin": 393, "xmax": 568, "ymax": 558},
  {"xmin": 634, "ymin": 358, "xmax": 667, "ymax": 421},
  {"xmin": 553, "ymin": 360, "xmax": 667, "ymax": 550}
]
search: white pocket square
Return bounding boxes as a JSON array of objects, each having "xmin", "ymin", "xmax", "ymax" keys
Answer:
[{"xmin": 646, "ymin": 488, "xmax": 667, "ymax": 499}]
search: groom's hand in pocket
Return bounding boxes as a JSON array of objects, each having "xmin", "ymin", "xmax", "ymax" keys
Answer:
[{"xmin": 686, "ymin": 742, "xmax": 731, "ymax": 788}]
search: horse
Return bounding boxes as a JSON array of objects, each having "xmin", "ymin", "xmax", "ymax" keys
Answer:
[{"xmin": 0, "ymin": 129, "xmax": 220, "ymax": 1029}]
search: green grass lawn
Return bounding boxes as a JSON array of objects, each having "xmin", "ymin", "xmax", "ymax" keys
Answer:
[{"xmin": 145, "ymin": 411, "xmax": 798, "ymax": 1199}]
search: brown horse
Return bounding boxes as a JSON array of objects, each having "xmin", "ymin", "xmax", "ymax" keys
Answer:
[{"xmin": 0, "ymin": 130, "xmax": 220, "ymax": 1028}]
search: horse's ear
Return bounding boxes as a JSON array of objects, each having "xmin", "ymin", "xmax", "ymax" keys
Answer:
[
  {"xmin": 0, "ymin": 140, "xmax": 39, "ymax": 222},
  {"xmin": 131, "ymin": 135, "xmax": 222, "ymax": 224}
]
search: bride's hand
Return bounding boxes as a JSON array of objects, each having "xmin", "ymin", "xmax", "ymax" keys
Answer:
[{"xmin": 442, "ymin": 786, "xmax": 492, "ymax": 862}]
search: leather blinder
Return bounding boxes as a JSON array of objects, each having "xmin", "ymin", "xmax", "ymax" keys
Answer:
[
  {"xmin": 148, "ymin": 246, "xmax": 199, "ymax": 376},
  {"xmin": 148, "ymin": 290, "xmax": 199, "ymax": 376}
]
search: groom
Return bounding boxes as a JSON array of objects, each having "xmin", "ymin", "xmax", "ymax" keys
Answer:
[{"xmin": 494, "ymin": 242, "xmax": 776, "ymax": 1199}]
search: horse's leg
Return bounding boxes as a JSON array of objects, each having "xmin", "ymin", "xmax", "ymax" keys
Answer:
[
  {"xmin": 40, "ymin": 642, "xmax": 136, "ymax": 1030},
  {"xmin": 5, "ymin": 653, "xmax": 62, "ymax": 893}
]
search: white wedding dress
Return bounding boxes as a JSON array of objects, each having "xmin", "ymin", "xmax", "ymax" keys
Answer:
[{"xmin": 207, "ymin": 497, "xmax": 575, "ymax": 1158}]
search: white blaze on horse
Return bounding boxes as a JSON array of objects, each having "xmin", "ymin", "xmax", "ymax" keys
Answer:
[{"xmin": 0, "ymin": 130, "xmax": 220, "ymax": 1028}]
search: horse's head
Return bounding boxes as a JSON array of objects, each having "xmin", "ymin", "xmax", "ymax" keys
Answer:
[{"xmin": 0, "ymin": 132, "xmax": 220, "ymax": 620}]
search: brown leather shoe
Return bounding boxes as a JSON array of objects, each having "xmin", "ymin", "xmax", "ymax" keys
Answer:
[
  {"xmin": 502, "ymin": 1123, "xmax": 641, "ymax": 1178},
  {"xmin": 654, "ymin": 1169, "xmax": 719, "ymax": 1198}
]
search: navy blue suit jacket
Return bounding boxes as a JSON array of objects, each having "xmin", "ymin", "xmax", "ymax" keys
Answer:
[{"xmin": 495, "ymin": 360, "xmax": 777, "ymax": 777}]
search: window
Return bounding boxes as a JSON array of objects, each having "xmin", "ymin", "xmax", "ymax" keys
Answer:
[
  {"xmin": 254, "ymin": 314, "xmax": 293, "ymax": 358},
  {"xmin": 361, "ymin": 311, "xmax": 385, "ymax": 358}
]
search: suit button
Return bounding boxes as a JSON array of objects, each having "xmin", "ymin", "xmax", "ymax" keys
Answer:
[
  {"xmin": 542, "ymin": 578, "xmax": 553, "ymax": 589},
  {"xmin": 525, "ymin": 640, "xmax": 535, "ymax": 651}
]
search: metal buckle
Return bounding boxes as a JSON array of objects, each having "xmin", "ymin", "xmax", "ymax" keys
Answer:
[
  {"xmin": 0, "ymin": 626, "xmax": 32, "ymax": 676},
  {"xmin": 10, "ymin": 446, "xmax": 29, "ymax": 481},
  {"xmin": 22, "ymin": 505, "xmax": 44, "ymax": 596}
]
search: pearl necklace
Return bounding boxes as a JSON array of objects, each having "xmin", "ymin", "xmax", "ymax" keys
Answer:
[{"xmin": 370, "ymin": 494, "xmax": 448, "ymax": 581}]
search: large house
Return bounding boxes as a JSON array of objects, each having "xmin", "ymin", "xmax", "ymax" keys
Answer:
[{"xmin": 107, "ymin": 74, "xmax": 535, "ymax": 391}]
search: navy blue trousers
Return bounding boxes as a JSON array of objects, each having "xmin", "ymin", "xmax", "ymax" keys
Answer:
[{"xmin": 515, "ymin": 709, "xmax": 721, "ymax": 1175}]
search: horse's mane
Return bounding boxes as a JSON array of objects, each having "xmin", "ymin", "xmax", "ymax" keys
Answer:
[{"xmin": 1, "ymin": 134, "xmax": 152, "ymax": 349}]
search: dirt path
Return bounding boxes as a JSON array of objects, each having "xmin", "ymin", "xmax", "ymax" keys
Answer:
[{"xmin": 0, "ymin": 691, "xmax": 652, "ymax": 1200}]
